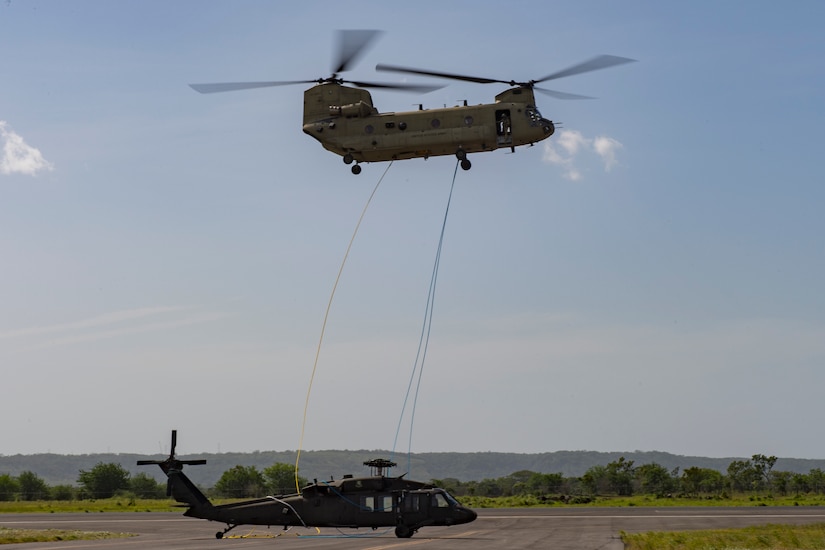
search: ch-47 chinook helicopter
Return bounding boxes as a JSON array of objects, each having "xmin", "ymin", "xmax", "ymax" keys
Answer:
[
  {"xmin": 190, "ymin": 30, "xmax": 635, "ymax": 174},
  {"xmin": 138, "ymin": 431, "xmax": 477, "ymax": 539}
]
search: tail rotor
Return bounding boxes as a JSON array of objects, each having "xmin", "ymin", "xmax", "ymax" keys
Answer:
[{"xmin": 137, "ymin": 430, "xmax": 207, "ymax": 497}]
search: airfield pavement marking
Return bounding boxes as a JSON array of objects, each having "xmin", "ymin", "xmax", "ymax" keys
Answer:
[
  {"xmin": 362, "ymin": 528, "xmax": 483, "ymax": 550},
  {"xmin": 477, "ymin": 512, "xmax": 825, "ymax": 520},
  {"xmin": 363, "ymin": 539, "xmax": 433, "ymax": 550}
]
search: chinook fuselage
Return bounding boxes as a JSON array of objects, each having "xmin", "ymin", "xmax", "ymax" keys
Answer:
[{"xmin": 302, "ymin": 83, "xmax": 554, "ymax": 169}]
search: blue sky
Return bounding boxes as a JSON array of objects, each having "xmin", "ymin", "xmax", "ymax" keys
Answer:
[{"xmin": 2, "ymin": 1, "xmax": 824, "ymax": 462}]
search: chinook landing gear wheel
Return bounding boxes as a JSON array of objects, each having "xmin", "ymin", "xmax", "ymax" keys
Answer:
[
  {"xmin": 460, "ymin": 159, "xmax": 472, "ymax": 171},
  {"xmin": 395, "ymin": 525, "xmax": 413, "ymax": 538},
  {"xmin": 343, "ymin": 153, "xmax": 354, "ymax": 165},
  {"xmin": 351, "ymin": 164, "xmax": 362, "ymax": 175},
  {"xmin": 455, "ymin": 148, "xmax": 467, "ymax": 161}
]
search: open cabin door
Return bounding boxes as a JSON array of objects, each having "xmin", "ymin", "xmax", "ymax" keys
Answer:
[{"xmin": 495, "ymin": 109, "xmax": 512, "ymax": 146}]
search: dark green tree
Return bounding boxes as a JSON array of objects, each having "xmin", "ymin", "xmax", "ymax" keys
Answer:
[
  {"xmin": 78, "ymin": 462, "xmax": 131, "ymax": 499},
  {"xmin": 50, "ymin": 484, "xmax": 77, "ymax": 501},
  {"xmin": 18, "ymin": 471, "xmax": 50, "ymax": 501},
  {"xmin": 263, "ymin": 463, "xmax": 306, "ymax": 495},
  {"xmin": 789, "ymin": 473, "xmax": 810, "ymax": 495},
  {"xmin": 527, "ymin": 472, "xmax": 564, "ymax": 496},
  {"xmin": 751, "ymin": 454, "xmax": 778, "ymax": 491},
  {"xmin": 214, "ymin": 465, "xmax": 266, "ymax": 498},
  {"xmin": 430, "ymin": 477, "xmax": 464, "ymax": 495},
  {"xmin": 727, "ymin": 459, "xmax": 757, "ymax": 493},
  {"xmin": 0, "ymin": 474, "xmax": 19, "ymax": 501},
  {"xmin": 809, "ymin": 468, "xmax": 825, "ymax": 494},
  {"xmin": 699, "ymin": 469, "xmax": 725, "ymax": 495},
  {"xmin": 505, "ymin": 470, "xmax": 537, "ymax": 495},
  {"xmin": 581, "ymin": 465, "xmax": 609, "ymax": 496},
  {"xmin": 129, "ymin": 472, "xmax": 166, "ymax": 499},
  {"xmin": 771, "ymin": 471, "xmax": 792, "ymax": 496},
  {"xmin": 681, "ymin": 467, "xmax": 723, "ymax": 497},
  {"xmin": 475, "ymin": 478, "xmax": 504, "ymax": 497},
  {"xmin": 606, "ymin": 457, "xmax": 635, "ymax": 496},
  {"xmin": 635, "ymin": 463, "xmax": 675, "ymax": 497}
]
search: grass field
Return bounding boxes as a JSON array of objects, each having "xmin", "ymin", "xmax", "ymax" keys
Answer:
[
  {"xmin": 460, "ymin": 493, "xmax": 825, "ymax": 508},
  {"xmin": 622, "ymin": 523, "xmax": 825, "ymax": 549},
  {"xmin": 0, "ymin": 527, "xmax": 134, "ymax": 544}
]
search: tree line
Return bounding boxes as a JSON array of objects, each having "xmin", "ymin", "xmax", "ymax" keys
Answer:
[
  {"xmin": 436, "ymin": 454, "xmax": 825, "ymax": 500},
  {"xmin": 2, "ymin": 453, "xmax": 825, "ymax": 501},
  {"xmin": 0, "ymin": 462, "xmax": 308, "ymax": 501}
]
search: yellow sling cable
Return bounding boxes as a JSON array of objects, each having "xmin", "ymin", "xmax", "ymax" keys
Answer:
[{"xmin": 294, "ymin": 161, "xmax": 394, "ymax": 491}]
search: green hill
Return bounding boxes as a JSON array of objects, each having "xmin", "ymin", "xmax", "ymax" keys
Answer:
[{"xmin": 3, "ymin": 450, "xmax": 825, "ymax": 488}]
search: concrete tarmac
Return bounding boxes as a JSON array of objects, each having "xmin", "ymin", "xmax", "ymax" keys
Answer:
[{"xmin": 3, "ymin": 507, "xmax": 825, "ymax": 549}]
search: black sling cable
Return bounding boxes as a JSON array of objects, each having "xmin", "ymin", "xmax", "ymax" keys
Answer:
[{"xmin": 392, "ymin": 160, "xmax": 460, "ymax": 474}]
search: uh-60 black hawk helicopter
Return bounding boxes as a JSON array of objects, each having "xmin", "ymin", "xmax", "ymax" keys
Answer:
[
  {"xmin": 138, "ymin": 431, "xmax": 477, "ymax": 539},
  {"xmin": 190, "ymin": 30, "xmax": 635, "ymax": 174}
]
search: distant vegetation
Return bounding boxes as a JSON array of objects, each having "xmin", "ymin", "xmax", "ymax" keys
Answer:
[
  {"xmin": 0, "ymin": 528, "xmax": 134, "ymax": 544},
  {"xmin": 5, "ymin": 448, "xmax": 825, "ymax": 488},
  {"xmin": 622, "ymin": 523, "xmax": 825, "ymax": 550},
  {"xmin": 3, "ymin": 452, "xmax": 825, "ymax": 504}
]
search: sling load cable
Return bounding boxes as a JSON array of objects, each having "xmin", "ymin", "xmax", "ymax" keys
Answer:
[
  {"xmin": 294, "ymin": 161, "xmax": 394, "ymax": 492},
  {"xmin": 391, "ymin": 160, "xmax": 460, "ymax": 475}
]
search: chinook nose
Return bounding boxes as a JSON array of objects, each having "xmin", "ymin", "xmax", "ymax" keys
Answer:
[{"xmin": 542, "ymin": 118, "xmax": 555, "ymax": 136}]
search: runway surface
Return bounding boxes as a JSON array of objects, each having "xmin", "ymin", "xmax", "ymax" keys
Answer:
[{"xmin": 3, "ymin": 507, "xmax": 825, "ymax": 549}]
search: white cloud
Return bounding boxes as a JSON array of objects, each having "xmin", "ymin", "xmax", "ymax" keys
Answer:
[
  {"xmin": 0, "ymin": 306, "xmax": 188, "ymax": 340},
  {"xmin": 0, "ymin": 305, "xmax": 227, "ymax": 352},
  {"xmin": 542, "ymin": 129, "xmax": 624, "ymax": 180},
  {"xmin": 0, "ymin": 120, "xmax": 54, "ymax": 176},
  {"xmin": 593, "ymin": 135, "xmax": 623, "ymax": 171}
]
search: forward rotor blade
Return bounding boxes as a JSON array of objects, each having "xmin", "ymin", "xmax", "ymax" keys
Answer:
[
  {"xmin": 334, "ymin": 30, "xmax": 383, "ymax": 74},
  {"xmin": 376, "ymin": 64, "xmax": 509, "ymax": 85},
  {"xmin": 189, "ymin": 80, "xmax": 314, "ymax": 94},
  {"xmin": 534, "ymin": 87, "xmax": 595, "ymax": 100},
  {"xmin": 348, "ymin": 80, "xmax": 444, "ymax": 93},
  {"xmin": 535, "ymin": 55, "xmax": 636, "ymax": 84}
]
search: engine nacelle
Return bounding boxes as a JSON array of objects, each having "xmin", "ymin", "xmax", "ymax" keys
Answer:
[{"xmin": 329, "ymin": 101, "xmax": 375, "ymax": 118}]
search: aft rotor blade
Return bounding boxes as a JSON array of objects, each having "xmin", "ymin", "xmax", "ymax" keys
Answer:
[
  {"xmin": 334, "ymin": 30, "xmax": 384, "ymax": 74},
  {"xmin": 348, "ymin": 80, "xmax": 444, "ymax": 93},
  {"xmin": 189, "ymin": 80, "xmax": 314, "ymax": 94},
  {"xmin": 534, "ymin": 87, "xmax": 595, "ymax": 100},
  {"xmin": 376, "ymin": 64, "xmax": 509, "ymax": 85},
  {"xmin": 535, "ymin": 55, "xmax": 636, "ymax": 84}
]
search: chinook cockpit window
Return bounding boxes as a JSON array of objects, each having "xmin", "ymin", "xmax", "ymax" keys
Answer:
[{"xmin": 526, "ymin": 107, "xmax": 544, "ymax": 125}]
